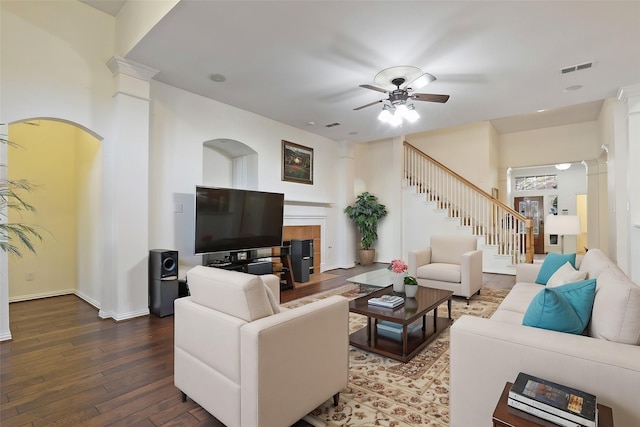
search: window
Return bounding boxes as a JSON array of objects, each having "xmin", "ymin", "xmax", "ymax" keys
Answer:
[{"xmin": 514, "ymin": 175, "xmax": 558, "ymax": 191}]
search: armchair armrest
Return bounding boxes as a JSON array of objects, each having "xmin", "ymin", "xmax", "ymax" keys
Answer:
[
  {"xmin": 408, "ymin": 247, "xmax": 432, "ymax": 276},
  {"xmin": 460, "ymin": 249, "xmax": 483, "ymax": 296},
  {"xmin": 240, "ymin": 295, "xmax": 349, "ymax": 427},
  {"xmin": 515, "ymin": 262, "xmax": 542, "ymax": 283}
]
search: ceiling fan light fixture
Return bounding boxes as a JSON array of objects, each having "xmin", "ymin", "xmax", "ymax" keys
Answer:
[
  {"xmin": 405, "ymin": 105, "xmax": 420, "ymax": 123},
  {"xmin": 388, "ymin": 114, "xmax": 403, "ymax": 127},
  {"xmin": 395, "ymin": 104, "xmax": 409, "ymax": 119},
  {"xmin": 378, "ymin": 105, "xmax": 393, "ymax": 122}
]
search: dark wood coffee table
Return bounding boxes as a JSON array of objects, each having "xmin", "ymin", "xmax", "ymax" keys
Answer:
[{"xmin": 348, "ymin": 285, "xmax": 453, "ymax": 362}]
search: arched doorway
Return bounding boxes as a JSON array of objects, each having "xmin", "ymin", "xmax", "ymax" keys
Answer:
[{"xmin": 6, "ymin": 119, "xmax": 102, "ymax": 305}]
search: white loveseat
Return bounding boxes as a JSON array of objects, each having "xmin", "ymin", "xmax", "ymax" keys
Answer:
[
  {"xmin": 174, "ymin": 266, "xmax": 349, "ymax": 427},
  {"xmin": 450, "ymin": 249, "xmax": 640, "ymax": 427}
]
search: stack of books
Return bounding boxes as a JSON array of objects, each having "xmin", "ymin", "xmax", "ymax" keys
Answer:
[
  {"xmin": 376, "ymin": 320, "xmax": 421, "ymax": 338},
  {"xmin": 367, "ymin": 295, "xmax": 404, "ymax": 308},
  {"xmin": 508, "ymin": 372, "xmax": 597, "ymax": 427}
]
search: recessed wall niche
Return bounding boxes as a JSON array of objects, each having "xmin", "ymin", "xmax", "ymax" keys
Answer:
[{"xmin": 202, "ymin": 138, "xmax": 258, "ymax": 189}]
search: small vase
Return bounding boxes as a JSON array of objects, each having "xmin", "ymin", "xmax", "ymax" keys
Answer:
[
  {"xmin": 404, "ymin": 284, "xmax": 418, "ymax": 298},
  {"xmin": 392, "ymin": 273, "xmax": 405, "ymax": 293}
]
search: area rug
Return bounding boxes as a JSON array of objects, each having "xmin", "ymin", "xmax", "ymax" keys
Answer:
[{"xmin": 283, "ymin": 284, "xmax": 509, "ymax": 427}]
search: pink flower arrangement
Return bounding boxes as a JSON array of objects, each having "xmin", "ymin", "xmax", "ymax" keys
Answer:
[{"xmin": 388, "ymin": 259, "xmax": 408, "ymax": 274}]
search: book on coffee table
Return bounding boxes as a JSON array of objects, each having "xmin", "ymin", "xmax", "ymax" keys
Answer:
[
  {"xmin": 508, "ymin": 372, "xmax": 597, "ymax": 427},
  {"xmin": 367, "ymin": 295, "xmax": 404, "ymax": 308}
]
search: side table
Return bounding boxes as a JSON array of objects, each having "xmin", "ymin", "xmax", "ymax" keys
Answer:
[{"xmin": 493, "ymin": 382, "xmax": 614, "ymax": 427}]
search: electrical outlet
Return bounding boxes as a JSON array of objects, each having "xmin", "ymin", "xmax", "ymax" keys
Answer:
[{"xmin": 25, "ymin": 272, "xmax": 34, "ymax": 281}]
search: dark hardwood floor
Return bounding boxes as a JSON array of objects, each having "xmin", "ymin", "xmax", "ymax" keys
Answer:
[
  {"xmin": 1, "ymin": 263, "xmax": 514, "ymax": 426},
  {"xmin": 0, "ymin": 263, "xmax": 382, "ymax": 427}
]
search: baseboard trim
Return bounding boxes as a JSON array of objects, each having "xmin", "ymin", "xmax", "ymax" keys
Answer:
[{"xmin": 9, "ymin": 289, "xmax": 75, "ymax": 303}]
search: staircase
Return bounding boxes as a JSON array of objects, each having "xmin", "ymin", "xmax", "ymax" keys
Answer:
[{"xmin": 402, "ymin": 142, "xmax": 533, "ymax": 275}]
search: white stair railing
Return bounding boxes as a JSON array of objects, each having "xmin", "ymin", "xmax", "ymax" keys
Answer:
[{"xmin": 403, "ymin": 141, "xmax": 533, "ymax": 264}]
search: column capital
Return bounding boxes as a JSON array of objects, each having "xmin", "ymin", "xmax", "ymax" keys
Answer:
[
  {"xmin": 617, "ymin": 83, "xmax": 640, "ymax": 102},
  {"xmin": 106, "ymin": 56, "xmax": 159, "ymax": 81}
]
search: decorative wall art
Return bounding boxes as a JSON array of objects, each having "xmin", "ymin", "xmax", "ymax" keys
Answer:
[{"xmin": 282, "ymin": 140, "xmax": 313, "ymax": 184}]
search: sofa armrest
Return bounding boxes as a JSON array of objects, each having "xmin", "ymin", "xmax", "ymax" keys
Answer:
[
  {"xmin": 450, "ymin": 315, "xmax": 640, "ymax": 427},
  {"xmin": 240, "ymin": 295, "xmax": 349, "ymax": 427},
  {"xmin": 460, "ymin": 250, "xmax": 483, "ymax": 296},
  {"xmin": 408, "ymin": 247, "xmax": 432, "ymax": 276},
  {"xmin": 515, "ymin": 262, "xmax": 541, "ymax": 283}
]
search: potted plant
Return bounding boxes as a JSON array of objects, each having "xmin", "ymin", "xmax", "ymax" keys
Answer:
[
  {"xmin": 404, "ymin": 275, "xmax": 419, "ymax": 298},
  {"xmin": 0, "ymin": 135, "xmax": 42, "ymax": 256},
  {"xmin": 344, "ymin": 191, "xmax": 388, "ymax": 265},
  {"xmin": 388, "ymin": 259, "xmax": 408, "ymax": 292}
]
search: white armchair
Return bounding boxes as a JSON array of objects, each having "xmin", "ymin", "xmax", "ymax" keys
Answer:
[
  {"xmin": 408, "ymin": 235, "xmax": 483, "ymax": 303},
  {"xmin": 174, "ymin": 266, "xmax": 349, "ymax": 427}
]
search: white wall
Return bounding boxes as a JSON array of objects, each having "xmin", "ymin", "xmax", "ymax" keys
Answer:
[
  {"xmin": 1, "ymin": 1, "xmax": 114, "ymax": 338},
  {"xmin": 408, "ymin": 122, "xmax": 496, "ymax": 193},
  {"xmin": 148, "ymin": 81, "xmax": 342, "ymax": 271},
  {"xmin": 498, "ymin": 121, "xmax": 601, "ymax": 168}
]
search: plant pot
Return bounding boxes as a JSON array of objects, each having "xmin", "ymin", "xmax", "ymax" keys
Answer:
[
  {"xmin": 404, "ymin": 284, "xmax": 418, "ymax": 298},
  {"xmin": 392, "ymin": 273, "xmax": 405, "ymax": 293},
  {"xmin": 359, "ymin": 249, "xmax": 375, "ymax": 266}
]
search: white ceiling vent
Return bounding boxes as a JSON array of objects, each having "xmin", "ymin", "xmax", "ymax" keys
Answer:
[{"xmin": 561, "ymin": 61, "xmax": 595, "ymax": 74}]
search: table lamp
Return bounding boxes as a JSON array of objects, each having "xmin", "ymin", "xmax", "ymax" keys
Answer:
[{"xmin": 545, "ymin": 215, "xmax": 581, "ymax": 254}]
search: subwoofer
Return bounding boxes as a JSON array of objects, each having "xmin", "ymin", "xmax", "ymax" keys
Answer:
[
  {"xmin": 149, "ymin": 249, "xmax": 179, "ymax": 317},
  {"xmin": 149, "ymin": 249, "xmax": 178, "ymax": 279}
]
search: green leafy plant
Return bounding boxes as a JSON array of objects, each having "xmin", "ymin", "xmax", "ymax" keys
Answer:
[
  {"xmin": 404, "ymin": 276, "xmax": 418, "ymax": 286},
  {"xmin": 1, "ymin": 135, "xmax": 42, "ymax": 257},
  {"xmin": 344, "ymin": 191, "xmax": 388, "ymax": 250}
]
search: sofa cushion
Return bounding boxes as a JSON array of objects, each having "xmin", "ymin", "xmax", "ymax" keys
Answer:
[
  {"xmin": 186, "ymin": 266, "xmax": 274, "ymax": 322},
  {"xmin": 578, "ymin": 248, "xmax": 613, "ymax": 279},
  {"xmin": 417, "ymin": 263, "xmax": 461, "ymax": 283},
  {"xmin": 523, "ymin": 279, "xmax": 596, "ymax": 335},
  {"xmin": 589, "ymin": 267, "xmax": 640, "ymax": 344},
  {"xmin": 535, "ymin": 253, "xmax": 576, "ymax": 285},
  {"xmin": 496, "ymin": 282, "xmax": 544, "ymax": 315},
  {"xmin": 547, "ymin": 262, "xmax": 587, "ymax": 288}
]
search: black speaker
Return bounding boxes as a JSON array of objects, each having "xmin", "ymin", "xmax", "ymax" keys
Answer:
[
  {"xmin": 149, "ymin": 249, "xmax": 178, "ymax": 279},
  {"xmin": 149, "ymin": 249, "xmax": 179, "ymax": 317}
]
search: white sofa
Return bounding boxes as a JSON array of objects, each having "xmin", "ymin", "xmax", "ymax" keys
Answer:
[
  {"xmin": 450, "ymin": 249, "xmax": 640, "ymax": 427},
  {"xmin": 408, "ymin": 235, "xmax": 483, "ymax": 303},
  {"xmin": 174, "ymin": 266, "xmax": 349, "ymax": 427}
]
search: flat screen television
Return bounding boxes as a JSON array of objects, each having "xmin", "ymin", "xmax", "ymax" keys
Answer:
[{"xmin": 194, "ymin": 186, "xmax": 284, "ymax": 255}]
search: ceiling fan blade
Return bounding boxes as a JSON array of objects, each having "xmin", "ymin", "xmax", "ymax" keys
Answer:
[
  {"xmin": 359, "ymin": 84, "xmax": 389, "ymax": 94},
  {"xmin": 406, "ymin": 73, "xmax": 436, "ymax": 90},
  {"xmin": 411, "ymin": 93, "xmax": 450, "ymax": 103},
  {"xmin": 353, "ymin": 99, "xmax": 383, "ymax": 111}
]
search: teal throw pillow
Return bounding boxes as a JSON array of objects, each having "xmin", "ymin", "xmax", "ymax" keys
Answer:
[
  {"xmin": 535, "ymin": 252, "xmax": 577, "ymax": 285},
  {"xmin": 523, "ymin": 279, "xmax": 596, "ymax": 335}
]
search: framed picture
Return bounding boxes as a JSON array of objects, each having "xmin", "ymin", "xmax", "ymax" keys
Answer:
[{"xmin": 282, "ymin": 140, "xmax": 313, "ymax": 184}]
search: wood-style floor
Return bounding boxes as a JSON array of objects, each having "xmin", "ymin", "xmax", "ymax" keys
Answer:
[{"xmin": 0, "ymin": 264, "xmax": 514, "ymax": 426}]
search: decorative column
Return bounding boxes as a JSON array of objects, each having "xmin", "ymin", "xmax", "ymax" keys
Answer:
[
  {"xmin": 617, "ymin": 83, "xmax": 640, "ymax": 282},
  {"xmin": 100, "ymin": 56, "xmax": 158, "ymax": 320},
  {"xmin": 337, "ymin": 142, "xmax": 357, "ymax": 268}
]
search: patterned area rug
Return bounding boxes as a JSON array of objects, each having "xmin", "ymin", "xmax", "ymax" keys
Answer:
[{"xmin": 283, "ymin": 284, "xmax": 509, "ymax": 427}]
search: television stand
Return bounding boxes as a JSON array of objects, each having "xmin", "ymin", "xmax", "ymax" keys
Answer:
[{"xmin": 207, "ymin": 259, "xmax": 272, "ymax": 275}]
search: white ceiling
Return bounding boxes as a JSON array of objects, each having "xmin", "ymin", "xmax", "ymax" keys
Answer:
[{"xmin": 83, "ymin": 1, "xmax": 640, "ymax": 144}]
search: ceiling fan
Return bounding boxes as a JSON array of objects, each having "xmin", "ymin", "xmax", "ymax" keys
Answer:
[{"xmin": 353, "ymin": 66, "xmax": 450, "ymax": 124}]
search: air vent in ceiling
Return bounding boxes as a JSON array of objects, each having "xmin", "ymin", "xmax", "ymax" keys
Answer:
[
  {"xmin": 325, "ymin": 122, "xmax": 341, "ymax": 128},
  {"xmin": 561, "ymin": 61, "xmax": 595, "ymax": 74}
]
